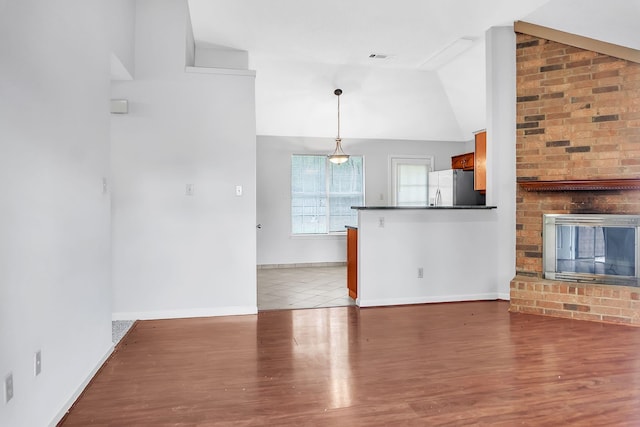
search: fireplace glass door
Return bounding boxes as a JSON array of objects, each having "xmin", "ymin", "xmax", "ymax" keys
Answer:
[
  {"xmin": 556, "ymin": 225, "xmax": 635, "ymax": 276},
  {"xmin": 543, "ymin": 215, "xmax": 640, "ymax": 286}
]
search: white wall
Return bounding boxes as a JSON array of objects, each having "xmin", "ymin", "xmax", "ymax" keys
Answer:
[
  {"xmin": 438, "ymin": 39, "xmax": 487, "ymax": 137},
  {"xmin": 256, "ymin": 135, "xmax": 473, "ymax": 265},
  {"xmin": 109, "ymin": 0, "xmax": 136, "ymax": 78},
  {"xmin": 0, "ymin": 1, "xmax": 114, "ymax": 426},
  {"xmin": 357, "ymin": 209, "xmax": 499, "ymax": 306},
  {"xmin": 195, "ymin": 44, "xmax": 249, "ymax": 69},
  {"xmin": 111, "ymin": 0, "xmax": 257, "ymax": 320},
  {"xmin": 134, "ymin": 0, "xmax": 192, "ymax": 79},
  {"xmin": 185, "ymin": 2, "xmax": 195, "ymax": 67},
  {"xmin": 486, "ymin": 26, "xmax": 517, "ymax": 299}
]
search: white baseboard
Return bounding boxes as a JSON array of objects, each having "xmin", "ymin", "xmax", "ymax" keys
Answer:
[
  {"xmin": 357, "ymin": 293, "xmax": 500, "ymax": 308},
  {"xmin": 112, "ymin": 305, "xmax": 258, "ymax": 321},
  {"xmin": 49, "ymin": 343, "xmax": 114, "ymax": 427},
  {"xmin": 257, "ymin": 262, "xmax": 346, "ymax": 269},
  {"xmin": 497, "ymin": 292, "xmax": 511, "ymax": 300}
]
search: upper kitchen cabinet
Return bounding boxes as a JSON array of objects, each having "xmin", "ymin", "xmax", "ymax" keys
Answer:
[
  {"xmin": 451, "ymin": 152, "xmax": 474, "ymax": 171},
  {"xmin": 474, "ymin": 130, "xmax": 486, "ymax": 192}
]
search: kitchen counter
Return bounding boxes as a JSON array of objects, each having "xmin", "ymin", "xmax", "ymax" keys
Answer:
[
  {"xmin": 351, "ymin": 205, "xmax": 496, "ymax": 210},
  {"xmin": 353, "ymin": 206, "xmax": 503, "ymax": 308}
]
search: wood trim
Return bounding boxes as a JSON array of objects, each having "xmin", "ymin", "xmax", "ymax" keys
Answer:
[
  {"xmin": 514, "ymin": 21, "xmax": 640, "ymax": 64},
  {"xmin": 347, "ymin": 227, "xmax": 357, "ymax": 299},
  {"xmin": 518, "ymin": 179, "xmax": 640, "ymax": 192},
  {"xmin": 474, "ymin": 131, "xmax": 486, "ymax": 192}
]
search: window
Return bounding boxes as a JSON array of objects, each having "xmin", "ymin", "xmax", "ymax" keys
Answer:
[
  {"xmin": 291, "ymin": 155, "xmax": 364, "ymax": 234},
  {"xmin": 390, "ymin": 156, "xmax": 433, "ymax": 206}
]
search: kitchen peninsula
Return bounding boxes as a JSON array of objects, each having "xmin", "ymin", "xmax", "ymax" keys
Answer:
[{"xmin": 350, "ymin": 205, "xmax": 501, "ymax": 308}]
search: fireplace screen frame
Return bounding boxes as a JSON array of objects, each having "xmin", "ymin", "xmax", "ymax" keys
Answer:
[{"xmin": 543, "ymin": 214, "xmax": 640, "ymax": 286}]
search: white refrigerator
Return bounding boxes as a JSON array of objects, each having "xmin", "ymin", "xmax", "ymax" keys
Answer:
[{"xmin": 428, "ymin": 169, "xmax": 484, "ymax": 206}]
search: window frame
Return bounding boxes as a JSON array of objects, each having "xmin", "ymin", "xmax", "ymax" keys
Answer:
[{"xmin": 290, "ymin": 154, "xmax": 365, "ymax": 236}]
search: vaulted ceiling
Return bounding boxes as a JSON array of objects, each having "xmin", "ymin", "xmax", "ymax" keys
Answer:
[{"xmin": 187, "ymin": 0, "xmax": 639, "ymax": 142}]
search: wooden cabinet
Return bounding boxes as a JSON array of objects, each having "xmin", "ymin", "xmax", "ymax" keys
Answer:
[
  {"xmin": 474, "ymin": 130, "xmax": 486, "ymax": 192},
  {"xmin": 451, "ymin": 130, "xmax": 486, "ymax": 192},
  {"xmin": 452, "ymin": 152, "xmax": 474, "ymax": 171},
  {"xmin": 346, "ymin": 227, "xmax": 357, "ymax": 299}
]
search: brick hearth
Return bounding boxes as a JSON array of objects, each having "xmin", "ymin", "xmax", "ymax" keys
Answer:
[{"xmin": 509, "ymin": 33, "xmax": 640, "ymax": 325}]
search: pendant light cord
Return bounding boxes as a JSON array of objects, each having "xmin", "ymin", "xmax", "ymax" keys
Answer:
[
  {"xmin": 336, "ymin": 91, "xmax": 341, "ymax": 140},
  {"xmin": 334, "ymin": 88, "xmax": 343, "ymax": 140}
]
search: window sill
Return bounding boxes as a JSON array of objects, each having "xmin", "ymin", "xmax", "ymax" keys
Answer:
[{"xmin": 290, "ymin": 232, "xmax": 347, "ymax": 240}]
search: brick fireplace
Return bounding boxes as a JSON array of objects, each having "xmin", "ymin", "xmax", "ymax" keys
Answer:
[{"xmin": 509, "ymin": 32, "xmax": 640, "ymax": 325}]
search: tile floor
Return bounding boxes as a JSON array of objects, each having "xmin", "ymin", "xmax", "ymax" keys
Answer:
[
  {"xmin": 258, "ymin": 265, "xmax": 355, "ymax": 310},
  {"xmin": 112, "ymin": 320, "xmax": 135, "ymax": 344}
]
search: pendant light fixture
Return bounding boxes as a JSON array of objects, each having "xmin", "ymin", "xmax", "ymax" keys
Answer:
[{"xmin": 328, "ymin": 88, "xmax": 349, "ymax": 164}]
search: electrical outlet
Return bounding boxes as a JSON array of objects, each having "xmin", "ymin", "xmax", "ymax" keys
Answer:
[
  {"xmin": 418, "ymin": 267, "xmax": 424, "ymax": 279},
  {"xmin": 35, "ymin": 350, "xmax": 42, "ymax": 376},
  {"xmin": 4, "ymin": 373, "xmax": 13, "ymax": 403},
  {"xmin": 378, "ymin": 217, "xmax": 385, "ymax": 228}
]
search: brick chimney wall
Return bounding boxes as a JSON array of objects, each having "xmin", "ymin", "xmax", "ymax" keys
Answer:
[{"xmin": 510, "ymin": 33, "xmax": 640, "ymax": 325}]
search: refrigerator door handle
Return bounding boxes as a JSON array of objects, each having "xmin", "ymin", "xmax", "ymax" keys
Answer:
[{"xmin": 435, "ymin": 188, "xmax": 441, "ymax": 206}]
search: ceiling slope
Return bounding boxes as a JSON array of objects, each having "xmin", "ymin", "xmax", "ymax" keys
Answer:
[{"xmin": 187, "ymin": 0, "xmax": 634, "ymax": 141}]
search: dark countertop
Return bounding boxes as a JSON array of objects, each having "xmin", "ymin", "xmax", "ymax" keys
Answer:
[
  {"xmin": 351, "ymin": 205, "xmax": 497, "ymax": 210},
  {"xmin": 345, "ymin": 225, "xmax": 358, "ymax": 230}
]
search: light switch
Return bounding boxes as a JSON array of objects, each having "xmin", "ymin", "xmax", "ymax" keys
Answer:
[
  {"xmin": 110, "ymin": 99, "xmax": 128, "ymax": 114},
  {"xmin": 186, "ymin": 184, "xmax": 194, "ymax": 196},
  {"xmin": 235, "ymin": 185, "xmax": 243, "ymax": 196}
]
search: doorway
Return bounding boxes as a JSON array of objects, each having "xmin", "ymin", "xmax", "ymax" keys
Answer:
[{"xmin": 390, "ymin": 156, "xmax": 434, "ymax": 206}]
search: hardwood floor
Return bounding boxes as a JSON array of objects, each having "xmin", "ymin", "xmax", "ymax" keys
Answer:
[{"xmin": 59, "ymin": 301, "xmax": 640, "ymax": 426}]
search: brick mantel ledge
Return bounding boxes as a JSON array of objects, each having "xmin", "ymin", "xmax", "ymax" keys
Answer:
[{"xmin": 518, "ymin": 178, "xmax": 640, "ymax": 192}]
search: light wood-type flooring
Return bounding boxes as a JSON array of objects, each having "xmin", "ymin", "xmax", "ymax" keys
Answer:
[{"xmin": 60, "ymin": 301, "xmax": 640, "ymax": 426}]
